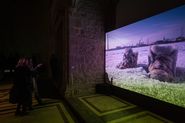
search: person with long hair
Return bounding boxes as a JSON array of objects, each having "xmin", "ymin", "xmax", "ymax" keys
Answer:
[{"xmin": 13, "ymin": 58, "xmax": 33, "ymax": 115}]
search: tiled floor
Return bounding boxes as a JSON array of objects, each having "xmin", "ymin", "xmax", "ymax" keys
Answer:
[
  {"xmin": 0, "ymin": 83, "xmax": 173, "ymax": 123},
  {"xmin": 0, "ymin": 84, "xmax": 76, "ymax": 123},
  {"xmin": 67, "ymin": 94, "xmax": 173, "ymax": 123}
]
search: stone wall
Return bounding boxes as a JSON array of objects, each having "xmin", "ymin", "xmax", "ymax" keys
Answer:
[
  {"xmin": 67, "ymin": 0, "xmax": 105, "ymax": 96},
  {"xmin": 48, "ymin": 0, "xmax": 69, "ymax": 96}
]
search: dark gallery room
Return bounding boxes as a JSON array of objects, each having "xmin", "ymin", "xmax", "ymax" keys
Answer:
[{"xmin": 0, "ymin": 0, "xmax": 185, "ymax": 123}]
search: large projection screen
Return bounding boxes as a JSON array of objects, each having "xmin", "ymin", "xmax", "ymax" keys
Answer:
[{"xmin": 106, "ymin": 4, "xmax": 185, "ymax": 108}]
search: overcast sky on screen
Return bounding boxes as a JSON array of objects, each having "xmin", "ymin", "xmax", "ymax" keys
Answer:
[{"xmin": 106, "ymin": 4, "xmax": 185, "ymax": 49}]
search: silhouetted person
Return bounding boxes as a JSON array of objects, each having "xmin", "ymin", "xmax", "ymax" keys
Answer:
[
  {"xmin": 13, "ymin": 58, "xmax": 33, "ymax": 115},
  {"xmin": 50, "ymin": 54, "xmax": 59, "ymax": 81},
  {"xmin": 105, "ymin": 72, "xmax": 111, "ymax": 84},
  {"xmin": 31, "ymin": 54, "xmax": 39, "ymax": 68},
  {"xmin": 29, "ymin": 58, "xmax": 43, "ymax": 106}
]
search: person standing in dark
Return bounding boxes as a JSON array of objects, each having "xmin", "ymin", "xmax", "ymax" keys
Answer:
[
  {"xmin": 50, "ymin": 54, "xmax": 59, "ymax": 81},
  {"xmin": 29, "ymin": 58, "xmax": 43, "ymax": 106},
  {"xmin": 13, "ymin": 58, "xmax": 33, "ymax": 115}
]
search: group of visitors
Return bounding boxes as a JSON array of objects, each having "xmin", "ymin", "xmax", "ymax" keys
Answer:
[{"xmin": 9, "ymin": 57, "xmax": 43, "ymax": 116}]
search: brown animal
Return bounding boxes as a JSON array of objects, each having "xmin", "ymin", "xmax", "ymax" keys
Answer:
[
  {"xmin": 117, "ymin": 48, "xmax": 138, "ymax": 69},
  {"xmin": 148, "ymin": 45, "xmax": 178, "ymax": 82}
]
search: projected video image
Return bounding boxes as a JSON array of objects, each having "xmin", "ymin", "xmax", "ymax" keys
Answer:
[{"xmin": 106, "ymin": 5, "xmax": 185, "ymax": 108}]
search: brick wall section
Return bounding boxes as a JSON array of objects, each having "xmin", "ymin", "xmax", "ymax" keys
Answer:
[{"xmin": 67, "ymin": 0, "xmax": 105, "ymax": 96}]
